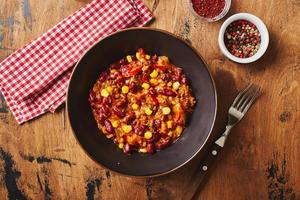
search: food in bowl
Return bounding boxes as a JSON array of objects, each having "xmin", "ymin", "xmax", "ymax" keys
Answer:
[
  {"xmin": 224, "ymin": 19, "xmax": 261, "ymax": 58},
  {"xmin": 188, "ymin": 0, "xmax": 231, "ymax": 22},
  {"xmin": 89, "ymin": 48, "xmax": 196, "ymax": 154},
  {"xmin": 191, "ymin": 0, "xmax": 225, "ymax": 18}
]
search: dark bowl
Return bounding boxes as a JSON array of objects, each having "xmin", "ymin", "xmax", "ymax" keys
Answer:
[{"xmin": 67, "ymin": 28, "xmax": 217, "ymax": 177}]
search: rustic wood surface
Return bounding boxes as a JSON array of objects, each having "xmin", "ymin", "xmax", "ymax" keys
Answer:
[{"xmin": 0, "ymin": 0, "xmax": 299, "ymax": 199}]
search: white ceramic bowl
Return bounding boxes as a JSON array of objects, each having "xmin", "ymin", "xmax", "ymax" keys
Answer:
[{"xmin": 218, "ymin": 13, "xmax": 269, "ymax": 63}]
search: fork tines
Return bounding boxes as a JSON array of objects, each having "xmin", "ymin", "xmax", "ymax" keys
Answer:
[{"xmin": 232, "ymin": 83, "xmax": 261, "ymax": 114}]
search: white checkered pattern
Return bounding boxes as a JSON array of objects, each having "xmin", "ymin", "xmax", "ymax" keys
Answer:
[{"xmin": 0, "ymin": 0, "xmax": 153, "ymax": 124}]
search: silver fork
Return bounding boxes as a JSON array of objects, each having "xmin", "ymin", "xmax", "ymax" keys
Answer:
[
  {"xmin": 199, "ymin": 84, "xmax": 261, "ymax": 173},
  {"xmin": 184, "ymin": 84, "xmax": 261, "ymax": 200},
  {"xmin": 215, "ymin": 83, "xmax": 261, "ymax": 147}
]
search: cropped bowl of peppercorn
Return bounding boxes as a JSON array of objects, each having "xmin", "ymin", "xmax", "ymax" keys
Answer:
[
  {"xmin": 218, "ymin": 13, "xmax": 269, "ymax": 63},
  {"xmin": 187, "ymin": 0, "xmax": 231, "ymax": 22}
]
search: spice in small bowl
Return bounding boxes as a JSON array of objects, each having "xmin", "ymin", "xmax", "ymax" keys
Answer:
[
  {"xmin": 218, "ymin": 13, "xmax": 269, "ymax": 63},
  {"xmin": 188, "ymin": 0, "xmax": 231, "ymax": 22},
  {"xmin": 224, "ymin": 20, "xmax": 261, "ymax": 58}
]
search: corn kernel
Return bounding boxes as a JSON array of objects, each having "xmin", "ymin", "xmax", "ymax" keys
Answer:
[
  {"xmin": 107, "ymin": 134, "xmax": 113, "ymax": 139},
  {"xmin": 118, "ymin": 138, "xmax": 124, "ymax": 143},
  {"xmin": 171, "ymin": 101, "xmax": 177, "ymax": 105},
  {"xmin": 160, "ymin": 56, "xmax": 169, "ymax": 62},
  {"xmin": 142, "ymin": 142, "xmax": 147, "ymax": 147},
  {"xmin": 167, "ymin": 121, "xmax": 173, "ymax": 129},
  {"xmin": 150, "ymin": 70, "xmax": 158, "ymax": 78},
  {"xmin": 158, "ymin": 56, "xmax": 169, "ymax": 65},
  {"xmin": 175, "ymin": 126, "xmax": 183, "ymax": 136},
  {"xmin": 150, "ymin": 78, "xmax": 158, "ymax": 85},
  {"xmin": 144, "ymin": 131, "xmax": 153, "ymax": 139},
  {"xmin": 142, "ymin": 65, "xmax": 149, "ymax": 71},
  {"xmin": 136, "ymin": 52, "xmax": 142, "ymax": 60},
  {"xmin": 161, "ymin": 122, "xmax": 167, "ymax": 132},
  {"xmin": 145, "ymin": 55, "xmax": 151, "ymax": 60},
  {"xmin": 122, "ymin": 85, "xmax": 129, "ymax": 94},
  {"xmin": 122, "ymin": 125, "xmax": 132, "ymax": 133},
  {"xmin": 162, "ymin": 107, "xmax": 171, "ymax": 115},
  {"xmin": 106, "ymin": 86, "xmax": 113, "ymax": 93},
  {"xmin": 100, "ymin": 89, "xmax": 109, "ymax": 97},
  {"xmin": 144, "ymin": 107, "xmax": 153, "ymax": 115},
  {"xmin": 139, "ymin": 148, "xmax": 147, "ymax": 153},
  {"xmin": 110, "ymin": 69, "xmax": 117, "ymax": 73},
  {"xmin": 132, "ymin": 103, "xmax": 139, "ymax": 110},
  {"xmin": 142, "ymin": 83, "xmax": 150, "ymax": 90},
  {"xmin": 126, "ymin": 55, "xmax": 132, "ymax": 63},
  {"xmin": 172, "ymin": 81, "xmax": 180, "ymax": 90},
  {"xmin": 167, "ymin": 82, "xmax": 172, "ymax": 87},
  {"xmin": 118, "ymin": 143, "xmax": 124, "ymax": 149},
  {"xmin": 112, "ymin": 120, "xmax": 120, "ymax": 128}
]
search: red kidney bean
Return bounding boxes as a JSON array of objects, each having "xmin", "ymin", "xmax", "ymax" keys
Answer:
[
  {"xmin": 172, "ymin": 68, "xmax": 184, "ymax": 82},
  {"xmin": 142, "ymin": 74, "xmax": 150, "ymax": 82},
  {"xmin": 129, "ymin": 82, "xmax": 140, "ymax": 93},
  {"xmin": 136, "ymin": 99, "xmax": 142, "ymax": 106},
  {"xmin": 131, "ymin": 119, "xmax": 138, "ymax": 126},
  {"xmin": 113, "ymin": 138, "xmax": 118, "ymax": 144},
  {"xmin": 95, "ymin": 93, "xmax": 102, "ymax": 100},
  {"xmin": 151, "ymin": 55, "xmax": 158, "ymax": 62},
  {"xmin": 111, "ymin": 64, "xmax": 120, "ymax": 69},
  {"xmin": 115, "ymin": 99, "xmax": 126, "ymax": 108},
  {"xmin": 99, "ymin": 105, "xmax": 111, "ymax": 118},
  {"xmin": 162, "ymin": 115, "xmax": 169, "ymax": 122},
  {"xmin": 155, "ymin": 138, "xmax": 171, "ymax": 150},
  {"xmin": 174, "ymin": 67, "xmax": 183, "ymax": 76},
  {"xmin": 146, "ymin": 143, "xmax": 155, "ymax": 154},
  {"xmin": 134, "ymin": 125, "xmax": 148, "ymax": 136},
  {"xmin": 110, "ymin": 71, "xmax": 120, "ymax": 79},
  {"xmin": 99, "ymin": 71, "xmax": 109, "ymax": 82},
  {"xmin": 124, "ymin": 143, "xmax": 133, "ymax": 154},
  {"xmin": 147, "ymin": 131, "xmax": 161, "ymax": 143},
  {"xmin": 153, "ymin": 119, "xmax": 161, "ymax": 130},
  {"xmin": 172, "ymin": 75, "xmax": 181, "ymax": 82},
  {"xmin": 89, "ymin": 90, "xmax": 95, "ymax": 102},
  {"xmin": 104, "ymin": 120, "xmax": 114, "ymax": 133},
  {"xmin": 97, "ymin": 114, "xmax": 106, "ymax": 125},
  {"xmin": 112, "ymin": 107, "xmax": 125, "ymax": 118},
  {"xmin": 118, "ymin": 58, "xmax": 128, "ymax": 65},
  {"xmin": 161, "ymin": 73, "xmax": 171, "ymax": 81},
  {"xmin": 120, "ymin": 66, "xmax": 129, "ymax": 77},
  {"xmin": 181, "ymin": 76, "xmax": 187, "ymax": 84},
  {"xmin": 151, "ymin": 96, "xmax": 159, "ymax": 106},
  {"xmin": 158, "ymin": 88, "xmax": 176, "ymax": 97},
  {"xmin": 115, "ymin": 77, "xmax": 125, "ymax": 86},
  {"xmin": 124, "ymin": 112, "xmax": 136, "ymax": 124},
  {"xmin": 148, "ymin": 88, "xmax": 156, "ymax": 96},
  {"xmin": 101, "ymin": 96, "xmax": 112, "ymax": 105}
]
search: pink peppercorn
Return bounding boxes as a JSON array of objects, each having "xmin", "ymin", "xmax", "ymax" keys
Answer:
[{"xmin": 224, "ymin": 20, "xmax": 261, "ymax": 58}]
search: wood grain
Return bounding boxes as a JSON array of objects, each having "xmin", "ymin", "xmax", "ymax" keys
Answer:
[{"xmin": 0, "ymin": 0, "xmax": 299, "ymax": 199}]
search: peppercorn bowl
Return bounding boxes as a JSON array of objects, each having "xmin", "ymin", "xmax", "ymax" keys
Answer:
[
  {"xmin": 218, "ymin": 13, "xmax": 269, "ymax": 63},
  {"xmin": 67, "ymin": 28, "xmax": 217, "ymax": 177}
]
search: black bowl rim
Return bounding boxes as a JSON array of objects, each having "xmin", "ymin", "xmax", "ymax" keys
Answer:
[{"xmin": 66, "ymin": 27, "xmax": 218, "ymax": 177}]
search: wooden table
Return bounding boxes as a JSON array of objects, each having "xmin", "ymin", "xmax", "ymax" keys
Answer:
[{"xmin": 0, "ymin": 0, "xmax": 299, "ymax": 199}]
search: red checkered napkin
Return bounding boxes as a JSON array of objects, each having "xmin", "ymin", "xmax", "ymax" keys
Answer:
[{"xmin": 0, "ymin": 0, "xmax": 153, "ymax": 124}]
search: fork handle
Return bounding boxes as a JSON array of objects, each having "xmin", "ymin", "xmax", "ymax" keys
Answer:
[
  {"xmin": 198, "ymin": 141, "xmax": 222, "ymax": 175},
  {"xmin": 184, "ymin": 131, "xmax": 231, "ymax": 200},
  {"xmin": 198, "ymin": 126, "xmax": 232, "ymax": 175}
]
